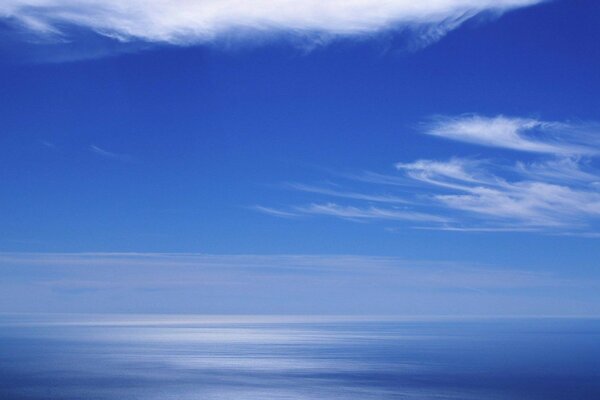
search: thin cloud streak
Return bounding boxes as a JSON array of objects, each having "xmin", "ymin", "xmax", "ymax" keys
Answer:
[
  {"xmin": 286, "ymin": 183, "xmax": 410, "ymax": 204},
  {"xmin": 90, "ymin": 145, "xmax": 132, "ymax": 162},
  {"xmin": 252, "ymin": 205, "xmax": 300, "ymax": 219},
  {"xmin": 1, "ymin": 0, "xmax": 544, "ymax": 48},
  {"xmin": 1, "ymin": 252, "xmax": 598, "ymax": 314},
  {"xmin": 295, "ymin": 203, "xmax": 449, "ymax": 223},
  {"xmin": 0, "ymin": 252, "xmax": 583, "ymax": 290}
]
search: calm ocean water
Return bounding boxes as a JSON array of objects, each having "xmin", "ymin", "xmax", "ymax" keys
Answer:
[{"xmin": 0, "ymin": 315, "xmax": 599, "ymax": 399}]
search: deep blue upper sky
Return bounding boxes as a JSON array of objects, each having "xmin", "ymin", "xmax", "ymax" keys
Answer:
[{"xmin": 0, "ymin": 0, "xmax": 599, "ymax": 314}]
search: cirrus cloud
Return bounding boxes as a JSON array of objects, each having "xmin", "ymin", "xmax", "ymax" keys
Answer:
[
  {"xmin": 0, "ymin": 0, "xmax": 544, "ymax": 47},
  {"xmin": 257, "ymin": 114, "xmax": 600, "ymax": 235},
  {"xmin": 424, "ymin": 114, "xmax": 599, "ymax": 155}
]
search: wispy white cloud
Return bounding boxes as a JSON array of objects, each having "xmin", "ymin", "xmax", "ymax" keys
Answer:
[
  {"xmin": 252, "ymin": 205, "xmax": 300, "ymax": 219},
  {"xmin": 1, "ymin": 0, "xmax": 544, "ymax": 48},
  {"xmin": 295, "ymin": 202, "xmax": 449, "ymax": 223},
  {"xmin": 411, "ymin": 159, "xmax": 600, "ymax": 228},
  {"xmin": 395, "ymin": 158, "xmax": 492, "ymax": 190},
  {"xmin": 393, "ymin": 157, "xmax": 600, "ymax": 227},
  {"xmin": 424, "ymin": 115, "xmax": 599, "ymax": 155},
  {"xmin": 514, "ymin": 157, "xmax": 600, "ymax": 183},
  {"xmin": 347, "ymin": 171, "xmax": 412, "ymax": 187},
  {"xmin": 257, "ymin": 114, "xmax": 600, "ymax": 234},
  {"xmin": 90, "ymin": 144, "xmax": 132, "ymax": 161},
  {"xmin": 41, "ymin": 140, "xmax": 57, "ymax": 149},
  {"xmin": 396, "ymin": 116, "xmax": 600, "ymax": 230},
  {"xmin": 286, "ymin": 183, "xmax": 409, "ymax": 204},
  {"xmin": 393, "ymin": 155, "xmax": 600, "ymax": 231}
]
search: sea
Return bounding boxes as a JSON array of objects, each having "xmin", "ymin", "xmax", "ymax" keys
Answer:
[{"xmin": 0, "ymin": 315, "xmax": 599, "ymax": 399}]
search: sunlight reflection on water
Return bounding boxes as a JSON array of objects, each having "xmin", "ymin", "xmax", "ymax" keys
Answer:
[{"xmin": 1, "ymin": 315, "xmax": 599, "ymax": 399}]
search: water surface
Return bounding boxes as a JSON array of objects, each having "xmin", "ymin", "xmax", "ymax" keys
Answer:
[{"xmin": 1, "ymin": 315, "xmax": 599, "ymax": 399}]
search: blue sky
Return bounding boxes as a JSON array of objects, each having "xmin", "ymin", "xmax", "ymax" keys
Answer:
[{"xmin": 1, "ymin": 0, "xmax": 599, "ymax": 314}]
